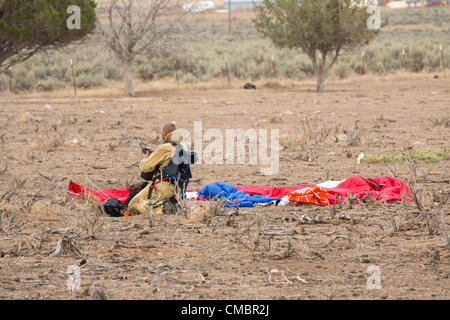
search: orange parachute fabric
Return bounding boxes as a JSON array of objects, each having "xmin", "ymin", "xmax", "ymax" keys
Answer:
[{"xmin": 287, "ymin": 186, "xmax": 329, "ymax": 206}]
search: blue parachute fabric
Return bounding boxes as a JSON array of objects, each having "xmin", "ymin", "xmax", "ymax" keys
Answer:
[{"xmin": 197, "ymin": 182, "xmax": 279, "ymax": 207}]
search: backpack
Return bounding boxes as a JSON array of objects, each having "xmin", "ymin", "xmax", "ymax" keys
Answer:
[{"xmin": 163, "ymin": 142, "xmax": 197, "ymax": 196}]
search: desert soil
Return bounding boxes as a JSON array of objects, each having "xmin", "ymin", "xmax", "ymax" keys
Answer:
[{"xmin": 0, "ymin": 75, "xmax": 449, "ymax": 300}]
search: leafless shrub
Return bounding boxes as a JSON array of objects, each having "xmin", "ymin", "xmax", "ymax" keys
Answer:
[
  {"xmin": 80, "ymin": 207, "xmax": 106, "ymax": 237},
  {"xmin": 443, "ymin": 233, "xmax": 450, "ymax": 248},
  {"xmin": 0, "ymin": 176, "xmax": 27, "ymax": 202},
  {"xmin": 0, "ymin": 163, "xmax": 7, "ymax": 175},
  {"xmin": 89, "ymin": 285, "xmax": 108, "ymax": 300},
  {"xmin": 271, "ymin": 238, "xmax": 323, "ymax": 260},
  {"xmin": 225, "ymin": 207, "xmax": 239, "ymax": 226},
  {"xmin": 55, "ymin": 114, "xmax": 78, "ymax": 127},
  {"xmin": 275, "ymin": 239, "xmax": 296, "ymax": 259},
  {"xmin": 425, "ymin": 211, "xmax": 445, "ymax": 236},
  {"xmin": 281, "ymin": 118, "xmax": 338, "ymax": 157},
  {"xmin": 232, "ymin": 218, "xmax": 263, "ymax": 251},
  {"xmin": 324, "ymin": 234, "xmax": 353, "ymax": 249},
  {"xmin": 171, "ymin": 228, "xmax": 185, "ymax": 248},
  {"xmin": 432, "ymin": 188, "xmax": 449, "ymax": 208},
  {"xmin": 68, "ymin": 191, "xmax": 106, "ymax": 237},
  {"xmin": 107, "ymin": 141, "xmax": 119, "ymax": 152},
  {"xmin": 280, "ymin": 143, "xmax": 319, "ymax": 162},
  {"xmin": 409, "ymin": 182, "xmax": 428, "ymax": 212},
  {"xmin": 390, "ymin": 213, "xmax": 417, "ymax": 234},
  {"xmin": 429, "ymin": 115, "xmax": 450, "ymax": 128},
  {"xmin": 344, "ymin": 120, "xmax": 362, "ymax": 146},
  {"xmin": 35, "ymin": 132, "xmax": 66, "ymax": 152},
  {"xmin": 207, "ymin": 197, "xmax": 227, "ymax": 218},
  {"xmin": 49, "ymin": 235, "xmax": 82, "ymax": 257},
  {"xmin": 145, "ymin": 191, "xmax": 161, "ymax": 228},
  {"xmin": 298, "ymin": 145, "xmax": 319, "ymax": 162},
  {"xmin": 176, "ymin": 196, "xmax": 193, "ymax": 218},
  {"xmin": 172, "ymin": 185, "xmax": 193, "ymax": 218},
  {"xmin": 98, "ymin": 0, "xmax": 188, "ymax": 96},
  {"xmin": 0, "ymin": 204, "xmax": 29, "ymax": 233},
  {"xmin": 299, "ymin": 117, "xmax": 333, "ymax": 145}
]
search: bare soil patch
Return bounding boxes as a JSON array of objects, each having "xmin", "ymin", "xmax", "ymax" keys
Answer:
[{"xmin": 0, "ymin": 75, "xmax": 449, "ymax": 299}]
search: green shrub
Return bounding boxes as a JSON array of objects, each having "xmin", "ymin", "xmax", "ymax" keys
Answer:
[
  {"xmin": 182, "ymin": 73, "xmax": 198, "ymax": 83},
  {"xmin": 0, "ymin": 73, "xmax": 9, "ymax": 91},
  {"xmin": 362, "ymin": 148, "xmax": 449, "ymax": 164},
  {"xmin": 2, "ymin": 7, "xmax": 449, "ymax": 92},
  {"xmin": 35, "ymin": 79, "xmax": 65, "ymax": 91},
  {"xmin": 334, "ymin": 63, "xmax": 353, "ymax": 79},
  {"xmin": 12, "ymin": 64, "xmax": 35, "ymax": 90},
  {"xmin": 409, "ymin": 48, "xmax": 425, "ymax": 73},
  {"xmin": 76, "ymin": 73, "xmax": 105, "ymax": 89},
  {"xmin": 136, "ymin": 64, "xmax": 154, "ymax": 81}
]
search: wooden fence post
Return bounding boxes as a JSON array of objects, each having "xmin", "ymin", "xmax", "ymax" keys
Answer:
[
  {"xmin": 174, "ymin": 59, "xmax": 180, "ymax": 87},
  {"xmin": 225, "ymin": 57, "xmax": 231, "ymax": 84},
  {"xmin": 271, "ymin": 56, "xmax": 278, "ymax": 78},
  {"xmin": 70, "ymin": 59, "xmax": 77, "ymax": 97},
  {"xmin": 440, "ymin": 44, "xmax": 446, "ymax": 74},
  {"xmin": 8, "ymin": 67, "xmax": 12, "ymax": 92},
  {"xmin": 402, "ymin": 49, "xmax": 408, "ymax": 72},
  {"xmin": 362, "ymin": 51, "xmax": 366, "ymax": 75}
]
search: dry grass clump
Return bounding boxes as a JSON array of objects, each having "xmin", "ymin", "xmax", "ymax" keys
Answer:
[
  {"xmin": 185, "ymin": 198, "xmax": 227, "ymax": 225},
  {"xmin": 31, "ymin": 200, "xmax": 62, "ymax": 219},
  {"xmin": 429, "ymin": 115, "xmax": 450, "ymax": 128},
  {"xmin": 33, "ymin": 133, "xmax": 67, "ymax": 152},
  {"xmin": 0, "ymin": 202, "xmax": 30, "ymax": 233}
]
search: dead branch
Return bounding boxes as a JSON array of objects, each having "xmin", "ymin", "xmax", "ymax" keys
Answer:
[
  {"xmin": 260, "ymin": 228, "xmax": 297, "ymax": 237},
  {"xmin": 37, "ymin": 171, "xmax": 53, "ymax": 181},
  {"xmin": 324, "ymin": 234, "xmax": 352, "ymax": 248},
  {"xmin": 0, "ymin": 177, "xmax": 28, "ymax": 201},
  {"xmin": 49, "ymin": 235, "xmax": 82, "ymax": 257},
  {"xmin": 113, "ymin": 242, "xmax": 156, "ymax": 250},
  {"xmin": 0, "ymin": 163, "xmax": 7, "ymax": 175}
]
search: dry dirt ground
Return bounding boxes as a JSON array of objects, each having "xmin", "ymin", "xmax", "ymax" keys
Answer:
[{"xmin": 0, "ymin": 74, "xmax": 449, "ymax": 300}]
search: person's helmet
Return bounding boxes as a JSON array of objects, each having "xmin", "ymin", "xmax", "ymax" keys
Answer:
[{"xmin": 103, "ymin": 198, "xmax": 123, "ymax": 217}]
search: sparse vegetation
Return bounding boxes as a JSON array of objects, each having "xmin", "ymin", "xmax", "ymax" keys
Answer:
[
  {"xmin": 0, "ymin": 5, "xmax": 448, "ymax": 301},
  {"xmin": 361, "ymin": 148, "xmax": 450, "ymax": 164},
  {"xmin": 0, "ymin": 7, "xmax": 449, "ymax": 92}
]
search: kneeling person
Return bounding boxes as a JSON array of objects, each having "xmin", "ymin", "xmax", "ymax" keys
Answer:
[{"xmin": 127, "ymin": 123, "xmax": 193, "ymax": 215}]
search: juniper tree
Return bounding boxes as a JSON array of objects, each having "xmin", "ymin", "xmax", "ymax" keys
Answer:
[
  {"xmin": 253, "ymin": 0, "xmax": 379, "ymax": 92},
  {"xmin": 0, "ymin": 0, "xmax": 97, "ymax": 71}
]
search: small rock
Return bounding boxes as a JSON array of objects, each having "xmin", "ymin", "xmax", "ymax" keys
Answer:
[
  {"xmin": 270, "ymin": 116, "xmax": 282, "ymax": 123},
  {"xmin": 359, "ymin": 257, "xmax": 371, "ymax": 263},
  {"xmin": 336, "ymin": 134, "xmax": 348, "ymax": 142},
  {"xmin": 65, "ymin": 138, "xmax": 79, "ymax": 144},
  {"xmin": 17, "ymin": 112, "xmax": 39, "ymax": 123},
  {"xmin": 107, "ymin": 178, "xmax": 119, "ymax": 184}
]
